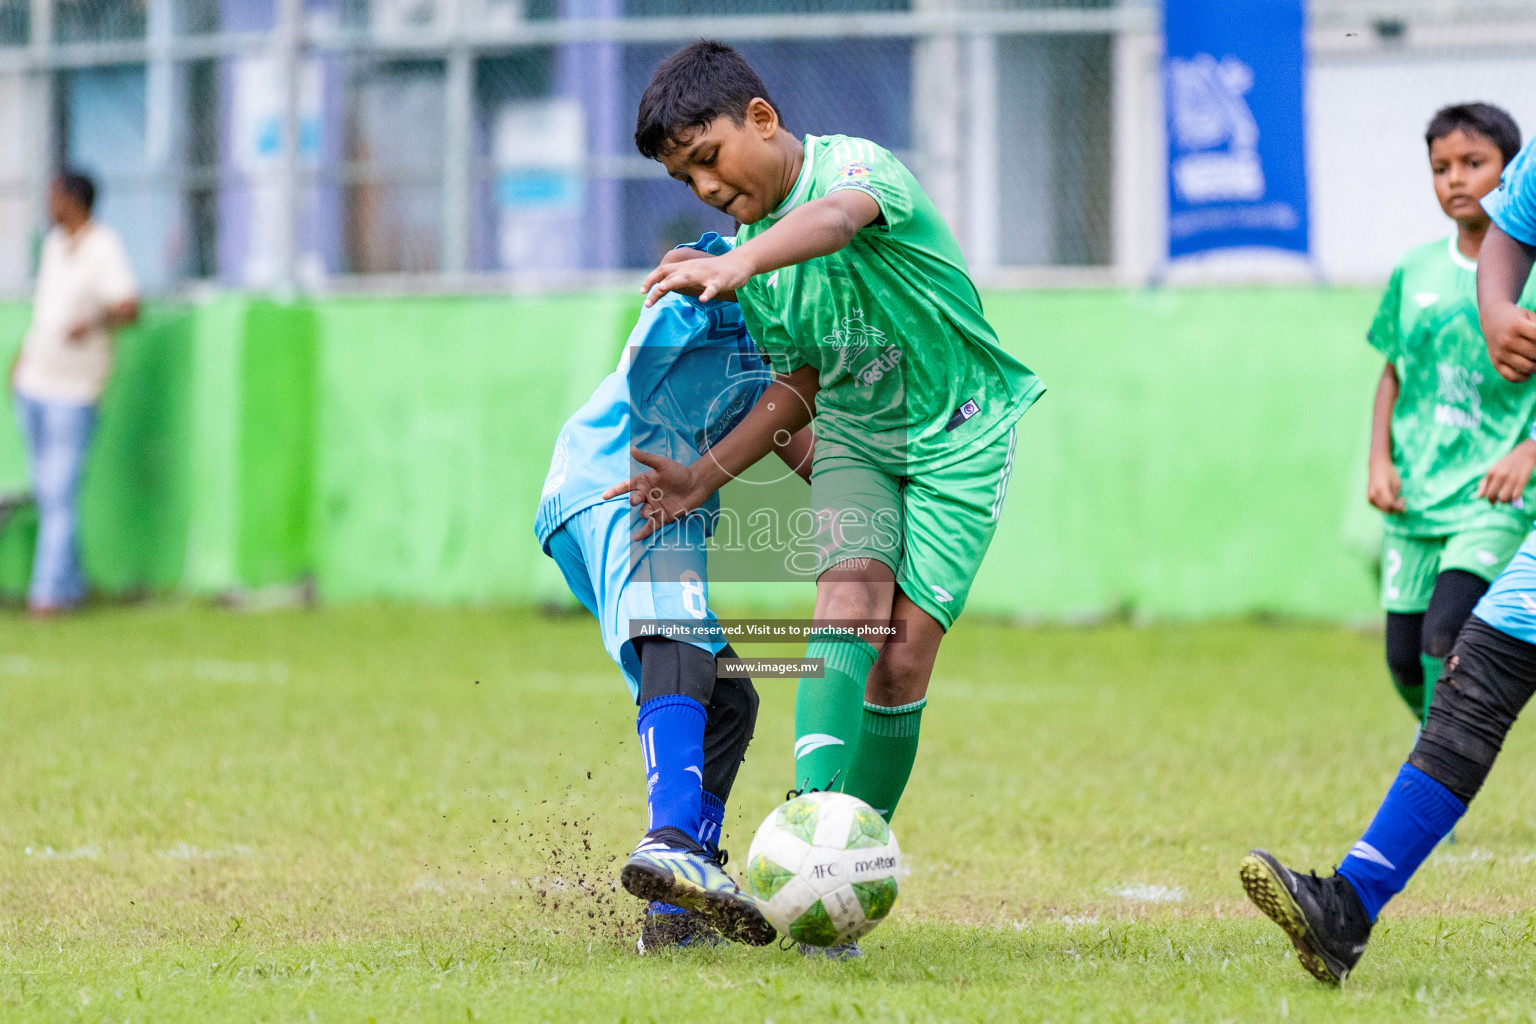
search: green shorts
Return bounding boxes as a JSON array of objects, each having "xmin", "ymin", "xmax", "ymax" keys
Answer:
[
  {"xmin": 1381, "ymin": 526, "xmax": 1528, "ymax": 613},
  {"xmin": 808, "ymin": 425, "xmax": 1018, "ymax": 630}
]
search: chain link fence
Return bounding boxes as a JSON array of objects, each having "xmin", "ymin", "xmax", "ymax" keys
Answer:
[
  {"xmin": 1305, "ymin": 0, "xmax": 1536, "ymax": 282},
  {"xmin": 6, "ymin": 0, "xmax": 1536, "ymax": 296},
  {"xmin": 0, "ymin": 0, "xmax": 1140, "ymax": 295}
]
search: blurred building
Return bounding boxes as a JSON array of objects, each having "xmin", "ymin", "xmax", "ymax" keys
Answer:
[{"xmin": 0, "ymin": 0, "xmax": 1535, "ymax": 297}]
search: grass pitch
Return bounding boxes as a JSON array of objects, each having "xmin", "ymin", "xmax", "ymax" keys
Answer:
[{"xmin": 6, "ymin": 607, "xmax": 1536, "ymax": 1022}]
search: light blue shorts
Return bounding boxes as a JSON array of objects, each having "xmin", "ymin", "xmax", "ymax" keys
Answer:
[
  {"xmin": 546, "ymin": 501, "xmax": 725, "ymax": 701},
  {"xmin": 1473, "ymin": 529, "xmax": 1536, "ymax": 646}
]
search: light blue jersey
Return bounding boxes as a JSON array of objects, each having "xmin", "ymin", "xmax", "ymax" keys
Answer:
[
  {"xmin": 534, "ymin": 233, "xmax": 768, "ymax": 552},
  {"xmin": 1483, "ymin": 138, "xmax": 1536, "ymax": 247},
  {"xmin": 1475, "ymin": 533, "xmax": 1536, "ymax": 644},
  {"xmin": 535, "ymin": 233, "xmax": 771, "ymax": 696},
  {"xmin": 1474, "ymin": 141, "xmax": 1536, "ymax": 645}
]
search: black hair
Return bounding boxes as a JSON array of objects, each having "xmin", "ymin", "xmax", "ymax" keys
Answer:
[
  {"xmin": 56, "ymin": 170, "xmax": 96, "ymax": 213},
  {"xmin": 1425, "ymin": 103, "xmax": 1521, "ymax": 166},
  {"xmin": 635, "ymin": 40, "xmax": 784, "ymax": 160}
]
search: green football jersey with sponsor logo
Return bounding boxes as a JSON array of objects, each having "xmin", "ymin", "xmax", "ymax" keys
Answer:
[
  {"xmin": 734, "ymin": 134, "xmax": 1044, "ymax": 474},
  {"xmin": 1368, "ymin": 235, "xmax": 1536, "ymax": 536}
]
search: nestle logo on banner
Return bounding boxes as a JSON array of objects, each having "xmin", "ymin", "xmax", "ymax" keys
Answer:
[
  {"xmin": 1162, "ymin": 0, "xmax": 1308, "ymax": 259},
  {"xmin": 1168, "ymin": 54, "xmax": 1264, "ymax": 204}
]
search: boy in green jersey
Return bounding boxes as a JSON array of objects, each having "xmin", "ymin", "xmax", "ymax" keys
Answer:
[
  {"xmin": 1367, "ymin": 103, "xmax": 1536, "ymax": 724},
  {"xmin": 607, "ymin": 42, "xmax": 1044, "ymax": 845}
]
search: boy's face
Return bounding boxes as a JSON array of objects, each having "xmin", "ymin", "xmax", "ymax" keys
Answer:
[
  {"xmin": 657, "ymin": 98, "xmax": 791, "ymax": 225},
  {"xmin": 1429, "ymin": 127, "xmax": 1504, "ymax": 225}
]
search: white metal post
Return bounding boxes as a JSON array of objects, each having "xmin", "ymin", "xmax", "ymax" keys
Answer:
[
  {"xmin": 25, "ymin": 0, "xmax": 49, "ymax": 51},
  {"xmin": 145, "ymin": 0, "xmax": 177, "ymax": 286},
  {"xmin": 965, "ymin": 30, "xmax": 999, "ymax": 283},
  {"xmin": 26, "ymin": 0, "xmax": 54, "ymax": 257},
  {"xmin": 145, "ymin": 0, "xmax": 174, "ymax": 167},
  {"xmin": 911, "ymin": 27, "xmax": 963, "ymax": 242},
  {"xmin": 1111, "ymin": 24, "xmax": 1162, "ymax": 286},
  {"xmin": 442, "ymin": 0, "xmax": 472, "ymax": 276},
  {"xmin": 275, "ymin": 0, "xmax": 302, "ymax": 293}
]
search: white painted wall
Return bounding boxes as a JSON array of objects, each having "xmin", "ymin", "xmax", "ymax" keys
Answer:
[{"xmin": 1309, "ymin": 49, "xmax": 1536, "ymax": 283}]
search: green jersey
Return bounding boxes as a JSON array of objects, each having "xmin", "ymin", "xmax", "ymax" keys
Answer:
[
  {"xmin": 735, "ymin": 134, "xmax": 1045, "ymax": 474},
  {"xmin": 1368, "ymin": 234, "xmax": 1536, "ymax": 536}
]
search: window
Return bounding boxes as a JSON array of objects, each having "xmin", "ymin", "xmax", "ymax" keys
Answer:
[
  {"xmin": 996, "ymin": 33, "xmax": 1112, "ymax": 266},
  {"xmin": 344, "ymin": 60, "xmax": 446, "ymax": 274},
  {"xmin": 55, "ymin": 0, "xmax": 147, "ymax": 43},
  {"xmin": 0, "ymin": 0, "xmax": 28, "ymax": 46}
]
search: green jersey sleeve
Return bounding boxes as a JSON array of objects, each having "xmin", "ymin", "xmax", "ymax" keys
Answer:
[
  {"xmin": 737, "ymin": 293, "xmax": 806, "ymax": 375},
  {"xmin": 1368, "ymin": 265, "xmax": 1404, "ymax": 361},
  {"xmin": 816, "ymin": 137, "xmax": 915, "ymax": 232}
]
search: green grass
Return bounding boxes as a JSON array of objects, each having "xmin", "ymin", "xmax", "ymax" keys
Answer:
[{"xmin": 6, "ymin": 607, "xmax": 1536, "ymax": 1022}]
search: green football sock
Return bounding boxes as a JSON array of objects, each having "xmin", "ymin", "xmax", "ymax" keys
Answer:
[
  {"xmin": 1394, "ymin": 682, "xmax": 1426, "ymax": 723},
  {"xmin": 844, "ymin": 698, "xmax": 927, "ymax": 823},
  {"xmin": 1391, "ymin": 675, "xmax": 1425, "ymax": 723},
  {"xmin": 1420, "ymin": 653, "xmax": 1443, "ymax": 724},
  {"xmin": 793, "ymin": 631, "xmax": 878, "ymax": 793}
]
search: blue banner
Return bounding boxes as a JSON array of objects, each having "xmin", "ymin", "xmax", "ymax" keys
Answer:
[{"xmin": 1164, "ymin": 0, "xmax": 1309, "ymax": 259}]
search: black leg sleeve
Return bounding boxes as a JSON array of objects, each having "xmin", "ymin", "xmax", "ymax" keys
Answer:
[
  {"xmin": 1386, "ymin": 612, "xmax": 1425, "ymax": 690},
  {"xmin": 1422, "ymin": 570, "xmax": 1492, "ymax": 659},
  {"xmin": 1409, "ymin": 617, "xmax": 1536, "ymax": 804},
  {"xmin": 701, "ymin": 644, "xmax": 759, "ymax": 802},
  {"xmin": 635, "ymin": 638, "xmax": 717, "ymax": 707}
]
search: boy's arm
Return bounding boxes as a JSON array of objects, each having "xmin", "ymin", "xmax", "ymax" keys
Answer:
[
  {"xmin": 603, "ymin": 364, "xmax": 820, "ymax": 539},
  {"xmin": 1478, "ymin": 224, "xmax": 1536, "ymax": 382},
  {"xmin": 774, "ymin": 426, "xmax": 815, "ymax": 484},
  {"xmin": 641, "ymin": 191, "xmax": 881, "ymax": 306},
  {"xmin": 1367, "ymin": 363, "xmax": 1405, "ymax": 514}
]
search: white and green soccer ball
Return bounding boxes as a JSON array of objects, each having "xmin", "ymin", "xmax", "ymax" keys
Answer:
[{"xmin": 745, "ymin": 791, "xmax": 901, "ymax": 947}]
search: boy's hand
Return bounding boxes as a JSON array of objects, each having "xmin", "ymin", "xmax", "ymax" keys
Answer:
[
  {"xmin": 602, "ymin": 448, "xmax": 713, "ymax": 540},
  {"xmin": 1367, "ymin": 455, "xmax": 1405, "ymax": 514},
  {"xmin": 1478, "ymin": 439, "xmax": 1536, "ymax": 504},
  {"xmin": 639, "ymin": 191, "xmax": 879, "ymax": 307},
  {"xmin": 642, "ymin": 251, "xmax": 753, "ymax": 306},
  {"xmin": 1486, "ymin": 302, "xmax": 1536, "ymax": 382}
]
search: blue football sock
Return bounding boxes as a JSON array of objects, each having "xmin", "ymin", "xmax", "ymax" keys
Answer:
[
  {"xmin": 648, "ymin": 901, "xmax": 687, "ymax": 916},
  {"xmin": 637, "ymin": 694, "xmax": 708, "ymax": 843},
  {"xmin": 698, "ymin": 790, "xmax": 725, "ymax": 857},
  {"xmin": 1337, "ymin": 763, "xmax": 1466, "ymax": 921}
]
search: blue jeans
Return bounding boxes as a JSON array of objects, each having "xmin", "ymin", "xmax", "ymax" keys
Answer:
[{"xmin": 14, "ymin": 393, "xmax": 97, "ymax": 609}]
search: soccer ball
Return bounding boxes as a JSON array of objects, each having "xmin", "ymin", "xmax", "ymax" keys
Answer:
[{"xmin": 744, "ymin": 791, "xmax": 901, "ymax": 946}]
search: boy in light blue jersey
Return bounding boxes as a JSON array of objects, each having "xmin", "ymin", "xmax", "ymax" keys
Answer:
[
  {"xmin": 1460, "ymin": 130, "xmax": 1536, "ymax": 640},
  {"xmin": 535, "ymin": 232, "xmax": 811, "ymax": 952},
  {"xmin": 1241, "ymin": 133, "xmax": 1536, "ymax": 985}
]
